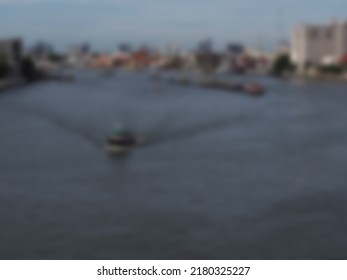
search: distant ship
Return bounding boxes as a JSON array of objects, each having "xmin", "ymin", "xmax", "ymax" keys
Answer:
[{"xmin": 243, "ymin": 82, "xmax": 265, "ymax": 96}]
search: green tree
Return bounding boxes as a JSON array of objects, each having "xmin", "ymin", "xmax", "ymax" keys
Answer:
[
  {"xmin": 196, "ymin": 53, "xmax": 221, "ymax": 73},
  {"xmin": 48, "ymin": 52, "xmax": 65, "ymax": 63},
  {"xmin": 21, "ymin": 57, "xmax": 39, "ymax": 82},
  {"xmin": 319, "ymin": 65, "xmax": 344, "ymax": 75},
  {"xmin": 271, "ymin": 54, "xmax": 295, "ymax": 76},
  {"xmin": 0, "ymin": 53, "xmax": 10, "ymax": 79}
]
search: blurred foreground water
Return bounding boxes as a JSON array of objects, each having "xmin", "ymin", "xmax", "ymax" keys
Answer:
[{"xmin": 0, "ymin": 71, "xmax": 347, "ymax": 259}]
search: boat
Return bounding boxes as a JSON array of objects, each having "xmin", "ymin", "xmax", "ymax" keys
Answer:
[
  {"xmin": 105, "ymin": 127, "xmax": 137, "ymax": 154},
  {"xmin": 243, "ymin": 82, "xmax": 265, "ymax": 96}
]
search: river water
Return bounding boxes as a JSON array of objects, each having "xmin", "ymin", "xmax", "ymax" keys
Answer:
[{"xmin": 0, "ymin": 71, "xmax": 347, "ymax": 259}]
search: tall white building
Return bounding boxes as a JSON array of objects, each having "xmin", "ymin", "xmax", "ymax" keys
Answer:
[{"xmin": 291, "ymin": 20, "xmax": 347, "ymax": 69}]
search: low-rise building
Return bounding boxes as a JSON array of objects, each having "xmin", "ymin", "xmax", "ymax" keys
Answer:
[{"xmin": 66, "ymin": 43, "xmax": 91, "ymax": 68}]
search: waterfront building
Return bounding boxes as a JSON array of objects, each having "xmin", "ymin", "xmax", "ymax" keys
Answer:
[
  {"xmin": 226, "ymin": 43, "xmax": 244, "ymax": 56},
  {"xmin": 291, "ymin": 20, "xmax": 347, "ymax": 69},
  {"xmin": 88, "ymin": 54, "xmax": 116, "ymax": 69},
  {"xmin": 30, "ymin": 41, "xmax": 53, "ymax": 58},
  {"xmin": 128, "ymin": 49, "xmax": 152, "ymax": 70},
  {"xmin": 67, "ymin": 43, "xmax": 91, "ymax": 68},
  {"xmin": 0, "ymin": 38, "xmax": 22, "ymax": 74},
  {"xmin": 217, "ymin": 43, "xmax": 245, "ymax": 73}
]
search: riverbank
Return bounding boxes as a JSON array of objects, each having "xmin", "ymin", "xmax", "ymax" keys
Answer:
[
  {"xmin": 282, "ymin": 72, "xmax": 347, "ymax": 83},
  {"xmin": 0, "ymin": 73, "xmax": 74, "ymax": 93},
  {"xmin": 0, "ymin": 77, "xmax": 26, "ymax": 92},
  {"xmin": 151, "ymin": 73, "xmax": 265, "ymax": 96}
]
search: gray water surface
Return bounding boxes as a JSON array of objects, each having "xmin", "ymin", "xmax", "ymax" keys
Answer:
[{"xmin": 1, "ymin": 71, "xmax": 347, "ymax": 259}]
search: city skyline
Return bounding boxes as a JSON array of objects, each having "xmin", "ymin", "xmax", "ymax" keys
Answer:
[{"xmin": 1, "ymin": 0, "xmax": 347, "ymax": 51}]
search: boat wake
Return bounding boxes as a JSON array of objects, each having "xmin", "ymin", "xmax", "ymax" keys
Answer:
[
  {"xmin": 8, "ymin": 102, "xmax": 259, "ymax": 153},
  {"xmin": 8, "ymin": 103, "xmax": 103, "ymax": 149},
  {"xmin": 141, "ymin": 114, "xmax": 258, "ymax": 148}
]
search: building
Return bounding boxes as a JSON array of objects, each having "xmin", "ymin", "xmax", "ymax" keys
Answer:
[
  {"xmin": 291, "ymin": 20, "xmax": 347, "ymax": 69},
  {"xmin": 30, "ymin": 41, "xmax": 53, "ymax": 58},
  {"xmin": 88, "ymin": 53, "xmax": 117, "ymax": 69},
  {"xmin": 217, "ymin": 43, "xmax": 245, "ymax": 72},
  {"xmin": 226, "ymin": 43, "xmax": 244, "ymax": 56},
  {"xmin": 0, "ymin": 38, "xmax": 22, "ymax": 74},
  {"xmin": 67, "ymin": 43, "xmax": 91, "ymax": 67}
]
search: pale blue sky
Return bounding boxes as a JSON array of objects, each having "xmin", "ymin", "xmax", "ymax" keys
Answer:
[{"xmin": 0, "ymin": 0, "xmax": 346, "ymax": 51}]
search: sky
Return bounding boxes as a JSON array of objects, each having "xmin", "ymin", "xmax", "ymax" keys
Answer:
[{"xmin": 0, "ymin": 0, "xmax": 346, "ymax": 52}]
